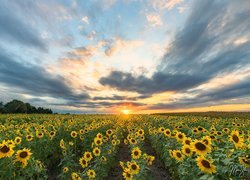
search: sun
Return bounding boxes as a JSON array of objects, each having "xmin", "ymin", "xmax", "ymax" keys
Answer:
[{"xmin": 122, "ymin": 109, "xmax": 130, "ymax": 115}]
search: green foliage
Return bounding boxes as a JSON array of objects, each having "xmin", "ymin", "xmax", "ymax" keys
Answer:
[{"xmin": 0, "ymin": 99, "xmax": 52, "ymax": 114}]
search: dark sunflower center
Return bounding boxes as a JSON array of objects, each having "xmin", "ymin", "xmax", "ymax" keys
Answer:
[
  {"xmin": 178, "ymin": 134, "xmax": 183, "ymax": 139},
  {"xmin": 198, "ymin": 128, "xmax": 203, "ymax": 131},
  {"xmin": 185, "ymin": 148, "xmax": 191, "ymax": 153},
  {"xmin": 134, "ymin": 151, "xmax": 139, "ymax": 156},
  {"xmin": 185, "ymin": 140, "xmax": 191, "ymax": 145},
  {"xmin": 97, "ymin": 140, "xmax": 100, "ymax": 144},
  {"xmin": 87, "ymin": 154, "xmax": 90, "ymax": 158},
  {"xmin": 0, "ymin": 145, "xmax": 10, "ymax": 153},
  {"xmin": 20, "ymin": 151, "xmax": 28, "ymax": 158},
  {"xmin": 176, "ymin": 152, "xmax": 182, "ymax": 158},
  {"xmin": 232, "ymin": 135, "xmax": 239, "ymax": 143},
  {"xmin": 131, "ymin": 164, "xmax": 137, "ymax": 170},
  {"xmin": 95, "ymin": 150, "xmax": 99, "ymax": 154},
  {"xmin": 201, "ymin": 160, "xmax": 211, "ymax": 168},
  {"xmin": 195, "ymin": 142, "xmax": 206, "ymax": 151},
  {"xmin": 82, "ymin": 159, "xmax": 86, "ymax": 164}
]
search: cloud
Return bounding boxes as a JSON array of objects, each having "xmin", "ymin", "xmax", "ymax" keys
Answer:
[
  {"xmin": 81, "ymin": 16, "xmax": 89, "ymax": 24},
  {"xmin": 51, "ymin": 101, "xmax": 145, "ymax": 109},
  {"xmin": 149, "ymin": 0, "xmax": 183, "ymax": 10},
  {"xmin": 99, "ymin": 0, "xmax": 250, "ymax": 96},
  {"xmin": 99, "ymin": 71, "xmax": 206, "ymax": 94},
  {"xmin": 71, "ymin": 46, "xmax": 97, "ymax": 57},
  {"xmin": 0, "ymin": 4, "xmax": 47, "ymax": 51},
  {"xmin": 92, "ymin": 94, "xmax": 151, "ymax": 101},
  {"xmin": 103, "ymin": 37, "xmax": 144, "ymax": 56},
  {"xmin": 149, "ymin": 77, "xmax": 250, "ymax": 110},
  {"xmin": 0, "ymin": 52, "xmax": 89, "ymax": 101},
  {"xmin": 146, "ymin": 13, "xmax": 163, "ymax": 27}
]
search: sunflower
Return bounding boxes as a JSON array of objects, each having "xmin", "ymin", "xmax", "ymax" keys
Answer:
[
  {"xmin": 93, "ymin": 147, "xmax": 101, "ymax": 156},
  {"xmin": 70, "ymin": 131, "xmax": 77, "ymax": 138},
  {"xmin": 71, "ymin": 172, "xmax": 81, "ymax": 180},
  {"xmin": 229, "ymin": 130, "xmax": 244, "ymax": 149},
  {"xmin": 183, "ymin": 137, "xmax": 192, "ymax": 145},
  {"xmin": 172, "ymin": 150, "xmax": 185, "ymax": 162},
  {"xmin": 14, "ymin": 137, "xmax": 22, "ymax": 144},
  {"xmin": 15, "ymin": 148, "xmax": 32, "ymax": 168},
  {"xmin": 196, "ymin": 156, "xmax": 216, "ymax": 174},
  {"xmin": 6, "ymin": 140, "xmax": 15, "ymax": 147},
  {"xmin": 158, "ymin": 127, "xmax": 165, "ymax": 133},
  {"xmin": 192, "ymin": 128, "xmax": 198, "ymax": 134},
  {"xmin": 191, "ymin": 140, "xmax": 211, "ymax": 156},
  {"xmin": 83, "ymin": 151, "xmax": 93, "ymax": 162},
  {"xmin": 140, "ymin": 136, "xmax": 145, "ymax": 141},
  {"xmin": 26, "ymin": 134, "xmax": 33, "ymax": 141},
  {"xmin": 201, "ymin": 136, "xmax": 212, "ymax": 146},
  {"xmin": 122, "ymin": 169, "xmax": 133, "ymax": 180},
  {"xmin": 36, "ymin": 131, "xmax": 44, "ymax": 138},
  {"xmin": 239, "ymin": 156, "xmax": 250, "ymax": 169},
  {"xmin": 0, "ymin": 141, "xmax": 14, "ymax": 158},
  {"xmin": 129, "ymin": 138, "xmax": 137, "ymax": 145},
  {"xmin": 60, "ymin": 139, "xmax": 66, "ymax": 149},
  {"xmin": 117, "ymin": 139, "xmax": 121, "ymax": 145},
  {"xmin": 176, "ymin": 132, "xmax": 186, "ymax": 142},
  {"xmin": 106, "ymin": 129, "xmax": 113, "ymax": 137},
  {"xmin": 63, "ymin": 167, "xmax": 69, "ymax": 173},
  {"xmin": 101, "ymin": 156, "xmax": 107, "ymax": 162},
  {"xmin": 138, "ymin": 129, "xmax": 144, "ymax": 136},
  {"xmin": 197, "ymin": 127, "xmax": 204, "ymax": 132},
  {"xmin": 49, "ymin": 131, "xmax": 56, "ymax": 138},
  {"xmin": 129, "ymin": 162, "xmax": 140, "ymax": 175},
  {"xmin": 181, "ymin": 145, "xmax": 192, "ymax": 156},
  {"xmin": 97, "ymin": 133, "xmax": 103, "ymax": 139},
  {"xmin": 164, "ymin": 129, "xmax": 171, "ymax": 137},
  {"xmin": 112, "ymin": 139, "xmax": 117, "ymax": 146},
  {"xmin": 146, "ymin": 155, "xmax": 155, "ymax": 165},
  {"xmin": 131, "ymin": 147, "xmax": 141, "ymax": 159},
  {"xmin": 79, "ymin": 157, "xmax": 88, "ymax": 168},
  {"xmin": 94, "ymin": 137, "xmax": 103, "ymax": 146},
  {"xmin": 87, "ymin": 169, "xmax": 96, "ymax": 179}
]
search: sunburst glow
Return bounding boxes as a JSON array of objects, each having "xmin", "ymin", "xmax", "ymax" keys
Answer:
[{"xmin": 122, "ymin": 109, "xmax": 131, "ymax": 115}]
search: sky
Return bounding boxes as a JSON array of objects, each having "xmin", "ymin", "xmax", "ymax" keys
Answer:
[{"xmin": 0, "ymin": 0, "xmax": 249, "ymax": 114}]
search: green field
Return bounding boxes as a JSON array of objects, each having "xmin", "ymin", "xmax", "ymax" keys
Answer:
[{"xmin": 0, "ymin": 113, "xmax": 249, "ymax": 179}]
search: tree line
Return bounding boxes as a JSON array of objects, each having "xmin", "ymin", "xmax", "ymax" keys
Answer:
[{"xmin": 0, "ymin": 100, "xmax": 53, "ymax": 114}]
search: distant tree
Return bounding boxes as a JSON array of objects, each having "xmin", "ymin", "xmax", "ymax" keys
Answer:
[
  {"xmin": 1, "ymin": 99, "xmax": 53, "ymax": 114},
  {"xmin": 4, "ymin": 100, "xmax": 27, "ymax": 113},
  {"xmin": 25, "ymin": 103, "xmax": 37, "ymax": 113},
  {"xmin": 0, "ymin": 102, "xmax": 4, "ymax": 113}
]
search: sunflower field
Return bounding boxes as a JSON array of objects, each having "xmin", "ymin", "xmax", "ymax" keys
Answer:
[{"xmin": 0, "ymin": 113, "xmax": 249, "ymax": 179}]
